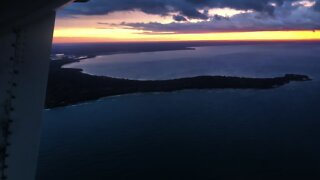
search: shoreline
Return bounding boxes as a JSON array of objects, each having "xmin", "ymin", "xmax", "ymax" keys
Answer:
[
  {"xmin": 52, "ymin": 41, "xmax": 320, "ymax": 56},
  {"xmin": 45, "ymin": 57, "xmax": 311, "ymax": 109}
]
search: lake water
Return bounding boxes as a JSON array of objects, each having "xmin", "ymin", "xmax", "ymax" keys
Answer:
[
  {"xmin": 38, "ymin": 43, "xmax": 320, "ymax": 179},
  {"xmin": 63, "ymin": 44, "xmax": 320, "ymax": 80}
]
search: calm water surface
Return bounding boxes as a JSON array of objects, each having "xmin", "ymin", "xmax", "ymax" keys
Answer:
[
  {"xmin": 38, "ymin": 44, "xmax": 320, "ymax": 179},
  {"xmin": 64, "ymin": 44, "xmax": 320, "ymax": 79}
]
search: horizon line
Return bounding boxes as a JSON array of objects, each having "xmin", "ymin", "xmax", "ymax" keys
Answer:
[{"xmin": 52, "ymin": 39, "xmax": 320, "ymax": 44}]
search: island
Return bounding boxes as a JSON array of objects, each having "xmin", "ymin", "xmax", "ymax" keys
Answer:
[{"xmin": 46, "ymin": 58, "xmax": 311, "ymax": 108}]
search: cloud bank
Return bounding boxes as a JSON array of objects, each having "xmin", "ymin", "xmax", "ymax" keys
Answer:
[
  {"xmin": 120, "ymin": 2, "xmax": 320, "ymax": 33},
  {"xmin": 61, "ymin": 0, "xmax": 300, "ymax": 18},
  {"xmin": 60, "ymin": 0, "xmax": 320, "ymax": 33}
]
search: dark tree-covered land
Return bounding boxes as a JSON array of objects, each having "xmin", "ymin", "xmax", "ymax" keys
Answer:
[{"xmin": 45, "ymin": 58, "xmax": 311, "ymax": 109}]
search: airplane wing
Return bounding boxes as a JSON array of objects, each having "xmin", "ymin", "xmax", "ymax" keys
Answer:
[{"xmin": 0, "ymin": 1, "xmax": 87, "ymax": 179}]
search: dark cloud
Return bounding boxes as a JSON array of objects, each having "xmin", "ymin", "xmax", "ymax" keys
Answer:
[
  {"xmin": 60, "ymin": 0, "xmax": 320, "ymax": 32},
  {"xmin": 179, "ymin": 6, "xmax": 209, "ymax": 20},
  {"xmin": 117, "ymin": 4, "xmax": 320, "ymax": 33},
  {"xmin": 59, "ymin": 0, "xmax": 298, "ymax": 19},
  {"xmin": 173, "ymin": 15, "xmax": 188, "ymax": 22}
]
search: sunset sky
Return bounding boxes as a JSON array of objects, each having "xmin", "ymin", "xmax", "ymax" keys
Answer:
[{"xmin": 54, "ymin": 0, "xmax": 320, "ymax": 43}]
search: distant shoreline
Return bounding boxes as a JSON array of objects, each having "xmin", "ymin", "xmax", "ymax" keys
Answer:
[
  {"xmin": 45, "ymin": 57, "xmax": 311, "ymax": 109},
  {"xmin": 52, "ymin": 41, "xmax": 320, "ymax": 56}
]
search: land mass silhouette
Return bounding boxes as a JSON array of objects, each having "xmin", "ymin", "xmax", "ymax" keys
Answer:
[{"xmin": 46, "ymin": 58, "xmax": 311, "ymax": 108}]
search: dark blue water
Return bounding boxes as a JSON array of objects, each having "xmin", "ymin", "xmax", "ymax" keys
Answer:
[{"xmin": 38, "ymin": 44, "xmax": 320, "ymax": 179}]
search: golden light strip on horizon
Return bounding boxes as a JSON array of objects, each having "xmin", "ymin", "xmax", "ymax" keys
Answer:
[
  {"xmin": 173, "ymin": 30, "xmax": 320, "ymax": 41},
  {"xmin": 53, "ymin": 28, "xmax": 320, "ymax": 43},
  {"xmin": 53, "ymin": 5, "xmax": 320, "ymax": 43}
]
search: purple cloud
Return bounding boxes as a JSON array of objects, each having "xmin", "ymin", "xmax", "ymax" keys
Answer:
[{"xmin": 110, "ymin": 3, "xmax": 320, "ymax": 33}]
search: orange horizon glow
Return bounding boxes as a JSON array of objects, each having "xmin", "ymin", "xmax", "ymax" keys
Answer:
[
  {"xmin": 54, "ymin": 6, "xmax": 320, "ymax": 43},
  {"xmin": 53, "ymin": 30, "xmax": 320, "ymax": 43}
]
